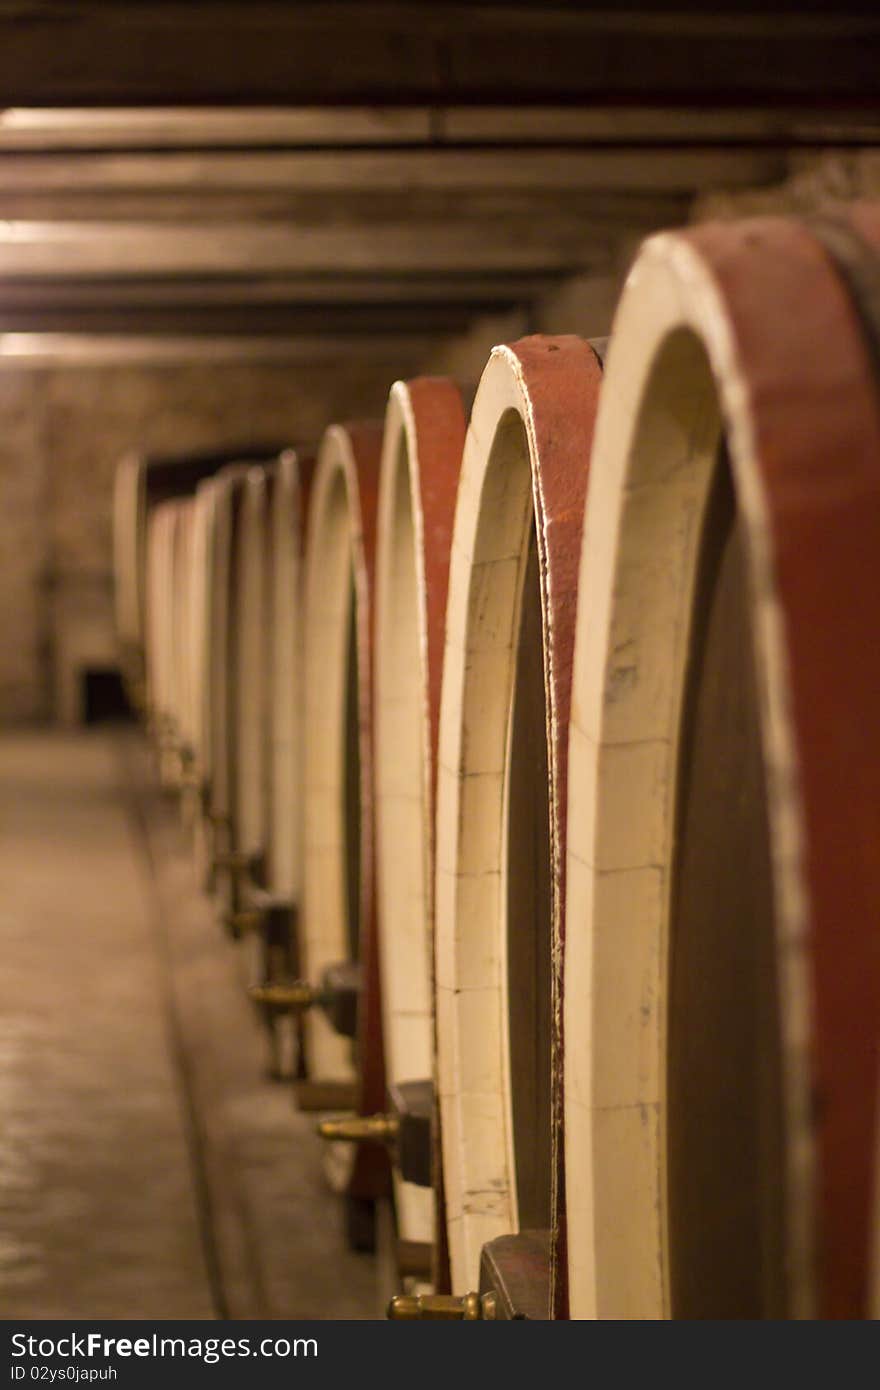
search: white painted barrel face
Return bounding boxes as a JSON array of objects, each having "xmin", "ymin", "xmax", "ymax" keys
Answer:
[
  {"xmin": 375, "ymin": 394, "xmax": 436, "ymax": 1249},
  {"xmin": 206, "ymin": 465, "xmax": 249, "ymax": 831},
  {"xmin": 144, "ymin": 506, "xmax": 162, "ymax": 723},
  {"xmin": 231, "ymin": 467, "xmax": 270, "ymax": 867},
  {"xmin": 303, "ymin": 432, "xmax": 362, "ymax": 1083},
  {"xmin": 563, "ymin": 237, "xmax": 812, "ymax": 1319},
  {"xmin": 188, "ymin": 477, "xmax": 223, "ymax": 881},
  {"xmin": 269, "ymin": 451, "xmax": 306, "ymax": 901},
  {"xmin": 112, "ymin": 451, "xmax": 146, "ymax": 689},
  {"xmin": 171, "ymin": 498, "xmax": 197, "ymax": 764},
  {"xmin": 189, "ymin": 478, "xmax": 216, "ymax": 797},
  {"xmin": 436, "ymin": 352, "xmax": 553, "ymax": 1292}
]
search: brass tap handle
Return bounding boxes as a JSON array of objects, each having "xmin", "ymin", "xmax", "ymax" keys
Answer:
[
  {"xmin": 223, "ymin": 909, "xmax": 265, "ymax": 936},
  {"xmin": 387, "ymin": 1292, "xmax": 494, "ymax": 1320},
  {"xmin": 248, "ymin": 980, "xmax": 316, "ymax": 1012},
  {"xmin": 316, "ymin": 1113, "xmax": 400, "ymax": 1145}
]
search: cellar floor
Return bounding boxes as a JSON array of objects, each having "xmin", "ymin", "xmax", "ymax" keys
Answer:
[{"xmin": 0, "ymin": 728, "xmax": 379, "ymax": 1320}]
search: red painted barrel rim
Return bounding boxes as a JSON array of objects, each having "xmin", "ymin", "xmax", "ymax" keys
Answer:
[{"xmin": 374, "ymin": 376, "xmax": 468, "ymax": 1258}]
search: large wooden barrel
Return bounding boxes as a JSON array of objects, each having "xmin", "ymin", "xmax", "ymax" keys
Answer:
[
  {"xmin": 223, "ymin": 453, "xmax": 320, "ymax": 1076},
  {"xmin": 239, "ymin": 449, "xmax": 317, "ymax": 1077},
  {"xmin": 228, "ymin": 450, "xmax": 316, "ymax": 899},
  {"xmin": 170, "ymin": 497, "xmax": 198, "ymax": 782},
  {"xmin": 434, "ymin": 338, "xmax": 603, "ymax": 1307},
  {"xmin": 113, "ymin": 452, "xmax": 146, "ymax": 707},
  {"xmin": 187, "ymin": 476, "xmax": 217, "ymax": 832},
  {"xmin": 267, "ymin": 450, "xmax": 315, "ymax": 906},
  {"xmin": 144, "ymin": 498, "xmax": 180, "ymax": 781},
  {"xmin": 230, "ymin": 464, "xmax": 273, "ymax": 885},
  {"xmin": 201, "ymin": 463, "xmax": 250, "ymax": 906},
  {"xmin": 374, "ymin": 377, "xmax": 469, "ymax": 1283},
  {"xmin": 301, "ymin": 420, "xmax": 387, "ymax": 1220},
  {"xmin": 563, "ymin": 215, "xmax": 880, "ymax": 1320}
]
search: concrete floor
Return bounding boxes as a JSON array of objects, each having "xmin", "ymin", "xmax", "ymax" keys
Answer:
[{"xmin": 0, "ymin": 729, "xmax": 379, "ymax": 1319}]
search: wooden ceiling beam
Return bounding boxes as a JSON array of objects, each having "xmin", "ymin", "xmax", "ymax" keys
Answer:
[
  {"xmin": 0, "ymin": 271, "xmax": 558, "ymax": 307},
  {"xmin": 0, "ymin": 300, "xmax": 482, "ymax": 337},
  {"xmin": 0, "ymin": 330, "xmax": 442, "ymax": 366},
  {"xmin": 0, "ymin": 4, "xmax": 876, "ymax": 107},
  {"xmin": 0, "ymin": 105, "xmax": 877, "ymax": 153},
  {"xmin": 0, "ymin": 146, "xmax": 786, "ymax": 195},
  {"xmin": 0, "ymin": 217, "xmax": 619, "ymax": 278}
]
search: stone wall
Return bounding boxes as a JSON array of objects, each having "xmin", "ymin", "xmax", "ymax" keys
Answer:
[
  {"xmin": 0, "ymin": 371, "xmax": 47, "ymax": 721},
  {"xmin": 0, "ymin": 356, "xmax": 405, "ymax": 722}
]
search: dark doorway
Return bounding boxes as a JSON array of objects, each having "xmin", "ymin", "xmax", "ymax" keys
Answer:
[{"xmin": 82, "ymin": 667, "xmax": 134, "ymax": 725}]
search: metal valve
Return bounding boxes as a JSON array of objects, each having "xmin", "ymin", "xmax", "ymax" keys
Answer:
[
  {"xmin": 226, "ymin": 894, "xmax": 295, "ymax": 940},
  {"xmin": 317, "ymin": 1113, "xmax": 399, "ymax": 1144},
  {"xmin": 223, "ymin": 908, "xmax": 266, "ymax": 936},
  {"xmin": 389, "ymin": 1233, "xmax": 550, "ymax": 1321},
  {"xmin": 248, "ymin": 979, "xmax": 316, "ymax": 1011},
  {"xmin": 249, "ymin": 960, "xmax": 360, "ymax": 1035},
  {"xmin": 316, "ymin": 1079, "xmax": 433, "ymax": 1187},
  {"xmin": 387, "ymin": 1292, "xmax": 496, "ymax": 1321}
]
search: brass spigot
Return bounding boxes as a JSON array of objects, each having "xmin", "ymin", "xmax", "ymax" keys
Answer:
[
  {"xmin": 222, "ymin": 908, "xmax": 265, "ymax": 936},
  {"xmin": 248, "ymin": 980, "xmax": 316, "ymax": 1012},
  {"xmin": 387, "ymin": 1292, "xmax": 496, "ymax": 1321},
  {"xmin": 317, "ymin": 1113, "xmax": 399, "ymax": 1144}
]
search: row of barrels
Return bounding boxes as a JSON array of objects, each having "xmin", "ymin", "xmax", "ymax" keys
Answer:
[{"xmin": 113, "ymin": 212, "xmax": 880, "ymax": 1319}]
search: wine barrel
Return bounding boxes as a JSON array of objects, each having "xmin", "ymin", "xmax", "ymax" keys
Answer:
[
  {"xmin": 239, "ymin": 450, "xmax": 318, "ymax": 1078},
  {"xmin": 374, "ymin": 377, "xmax": 469, "ymax": 1283},
  {"xmin": 187, "ymin": 476, "xmax": 217, "ymax": 833},
  {"xmin": 301, "ymin": 420, "xmax": 388, "ymax": 1224},
  {"xmin": 434, "ymin": 337, "xmax": 604, "ymax": 1306},
  {"xmin": 563, "ymin": 215, "xmax": 880, "ymax": 1320},
  {"xmin": 267, "ymin": 449, "xmax": 315, "ymax": 907},
  {"xmin": 144, "ymin": 498, "xmax": 181, "ymax": 782},
  {"xmin": 113, "ymin": 452, "xmax": 146, "ymax": 708},
  {"xmin": 229, "ymin": 464, "xmax": 273, "ymax": 886},
  {"xmin": 170, "ymin": 496, "xmax": 198, "ymax": 784},
  {"xmin": 201, "ymin": 463, "xmax": 250, "ymax": 906},
  {"xmin": 223, "ymin": 453, "xmax": 318, "ymax": 1076}
]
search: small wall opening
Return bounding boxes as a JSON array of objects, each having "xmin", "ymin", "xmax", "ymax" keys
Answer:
[{"xmin": 81, "ymin": 666, "xmax": 134, "ymax": 725}]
